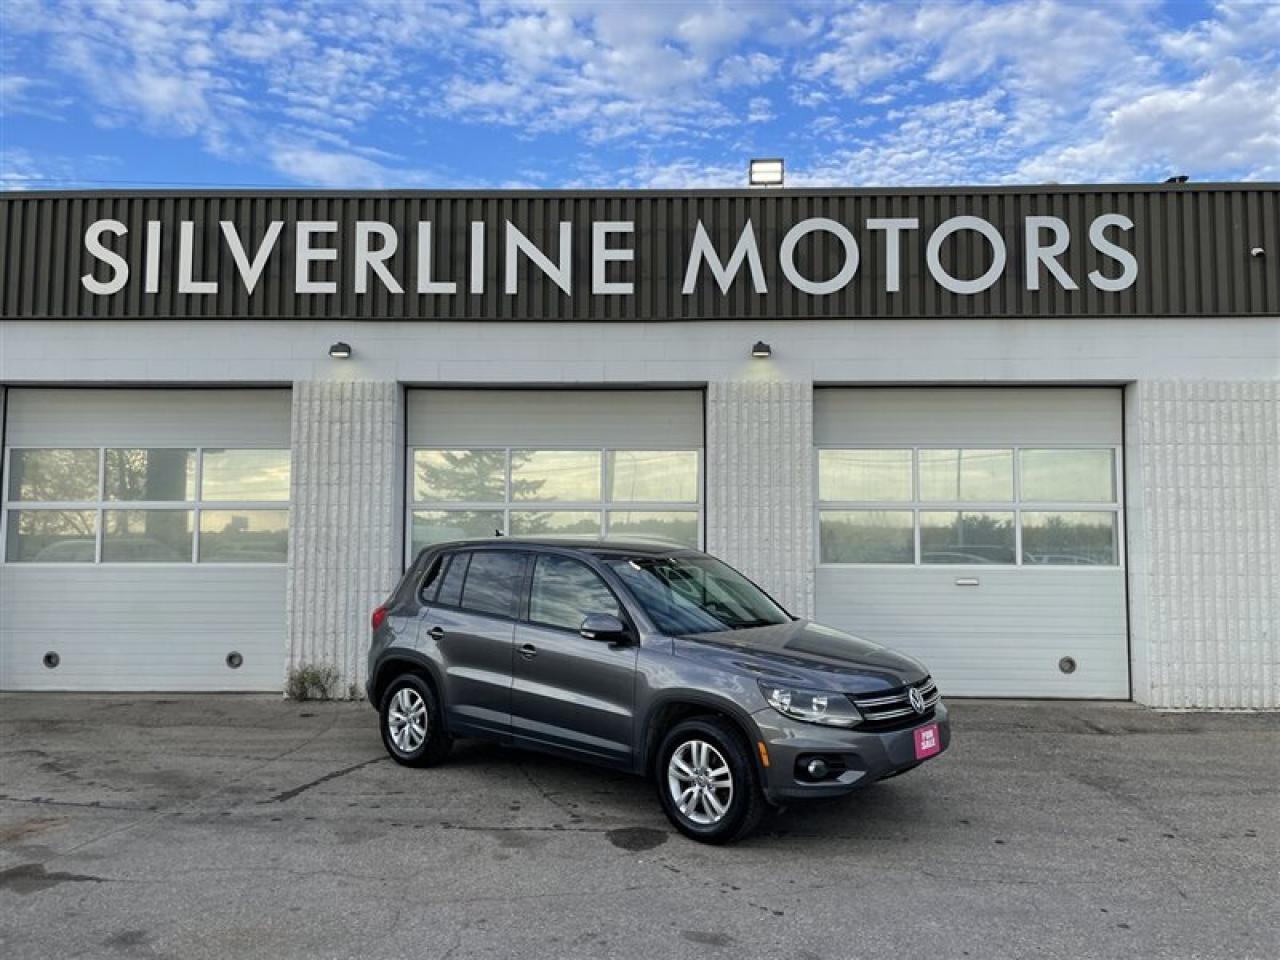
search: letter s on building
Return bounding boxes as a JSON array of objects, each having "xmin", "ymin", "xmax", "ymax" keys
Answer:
[
  {"xmin": 1088, "ymin": 214, "xmax": 1138, "ymax": 292},
  {"xmin": 82, "ymin": 219, "xmax": 130, "ymax": 295}
]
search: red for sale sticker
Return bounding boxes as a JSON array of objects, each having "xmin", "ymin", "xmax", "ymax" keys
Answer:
[{"xmin": 913, "ymin": 723, "xmax": 941, "ymax": 760}]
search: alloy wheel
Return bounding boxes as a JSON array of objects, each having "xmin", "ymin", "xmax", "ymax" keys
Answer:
[
  {"xmin": 667, "ymin": 739, "xmax": 734, "ymax": 825},
  {"xmin": 387, "ymin": 687, "xmax": 428, "ymax": 753}
]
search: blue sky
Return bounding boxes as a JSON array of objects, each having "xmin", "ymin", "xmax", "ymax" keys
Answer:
[{"xmin": 2, "ymin": 0, "xmax": 1278, "ymax": 190}]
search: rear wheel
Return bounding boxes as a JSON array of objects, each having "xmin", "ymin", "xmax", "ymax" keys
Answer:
[
  {"xmin": 379, "ymin": 673, "xmax": 452, "ymax": 767},
  {"xmin": 656, "ymin": 717, "xmax": 766, "ymax": 844}
]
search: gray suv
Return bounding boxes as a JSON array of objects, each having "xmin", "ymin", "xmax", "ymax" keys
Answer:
[{"xmin": 367, "ymin": 539, "xmax": 950, "ymax": 843}]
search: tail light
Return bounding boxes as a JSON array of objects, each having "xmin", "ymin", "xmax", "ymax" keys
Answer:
[{"xmin": 371, "ymin": 606, "xmax": 388, "ymax": 631}]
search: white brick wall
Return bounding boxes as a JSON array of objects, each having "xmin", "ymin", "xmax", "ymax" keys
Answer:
[
  {"xmin": 286, "ymin": 380, "xmax": 404, "ymax": 693},
  {"xmin": 1128, "ymin": 380, "xmax": 1279, "ymax": 708},
  {"xmin": 705, "ymin": 379, "xmax": 815, "ymax": 618}
]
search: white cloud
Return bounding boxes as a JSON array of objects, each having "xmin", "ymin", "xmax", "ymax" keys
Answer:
[
  {"xmin": 747, "ymin": 96, "xmax": 774, "ymax": 123},
  {"xmin": 1016, "ymin": 60, "xmax": 1280, "ymax": 182}
]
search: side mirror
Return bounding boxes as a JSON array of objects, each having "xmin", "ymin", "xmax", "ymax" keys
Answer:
[{"xmin": 579, "ymin": 613, "xmax": 629, "ymax": 643}]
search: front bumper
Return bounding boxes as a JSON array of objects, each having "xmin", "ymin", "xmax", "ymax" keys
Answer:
[{"xmin": 752, "ymin": 701, "xmax": 951, "ymax": 802}]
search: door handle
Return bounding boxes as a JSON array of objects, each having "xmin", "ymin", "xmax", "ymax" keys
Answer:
[
  {"xmin": 518, "ymin": 643, "xmax": 538, "ymax": 660},
  {"xmin": 428, "ymin": 626, "xmax": 445, "ymax": 640}
]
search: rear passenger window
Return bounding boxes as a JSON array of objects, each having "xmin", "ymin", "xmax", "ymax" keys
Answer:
[
  {"xmin": 530, "ymin": 555, "xmax": 622, "ymax": 632},
  {"xmin": 435, "ymin": 553, "xmax": 469, "ymax": 607},
  {"xmin": 459, "ymin": 551, "xmax": 526, "ymax": 619}
]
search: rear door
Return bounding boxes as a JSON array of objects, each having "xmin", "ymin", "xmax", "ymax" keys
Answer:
[
  {"xmin": 425, "ymin": 549, "xmax": 528, "ymax": 739},
  {"xmin": 510, "ymin": 553, "xmax": 639, "ymax": 765}
]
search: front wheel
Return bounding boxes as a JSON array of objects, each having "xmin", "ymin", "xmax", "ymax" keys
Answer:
[
  {"xmin": 656, "ymin": 717, "xmax": 766, "ymax": 843},
  {"xmin": 379, "ymin": 673, "xmax": 452, "ymax": 767}
]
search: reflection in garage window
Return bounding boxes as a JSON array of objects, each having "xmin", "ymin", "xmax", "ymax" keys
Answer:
[
  {"xmin": 1022, "ymin": 512, "xmax": 1118, "ymax": 565},
  {"xmin": 819, "ymin": 511, "xmax": 914, "ymax": 564},
  {"xmin": 200, "ymin": 449, "xmax": 291, "ymax": 501},
  {"xmin": 414, "ymin": 450, "xmax": 506, "ymax": 502},
  {"xmin": 818, "ymin": 446, "xmax": 1121, "ymax": 566},
  {"xmin": 5, "ymin": 509, "xmax": 97, "ymax": 562},
  {"xmin": 818, "ymin": 449, "xmax": 912, "ymax": 502},
  {"xmin": 105, "ymin": 449, "xmax": 196, "ymax": 501},
  {"xmin": 7, "ymin": 449, "xmax": 100, "ymax": 502},
  {"xmin": 511, "ymin": 451, "xmax": 602, "ymax": 502},
  {"xmin": 609, "ymin": 451, "xmax": 698, "ymax": 503},
  {"xmin": 103, "ymin": 510, "xmax": 194, "ymax": 562},
  {"xmin": 407, "ymin": 447, "xmax": 702, "ymax": 556},
  {"xmin": 198, "ymin": 510, "xmax": 289, "ymax": 563},
  {"xmin": 920, "ymin": 511, "xmax": 1015, "ymax": 565},
  {"xmin": 607, "ymin": 511, "xmax": 699, "ymax": 547},
  {"xmin": 3, "ymin": 445, "xmax": 291, "ymax": 565},
  {"xmin": 918, "ymin": 449, "xmax": 1013, "ymax": 502},
  {"xmin": 410, "ymin": 510, "xmax": 504, "ymax": 556},
  {"xmin": 509, "ymin": 510, "xmax": 602, "ymax": 537},
  {"xmin": 1020, "ymin": 449, "xmax": 1115, "ymax": 502}
]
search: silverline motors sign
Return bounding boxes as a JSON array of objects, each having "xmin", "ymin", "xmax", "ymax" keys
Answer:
[
  {"xmin": 79, "ymin": 212, "xmax": 1139, "ymax": 298},
  {"xmin": 2, "ymin": 188, "xmax": 1275, "ymax": 319}
]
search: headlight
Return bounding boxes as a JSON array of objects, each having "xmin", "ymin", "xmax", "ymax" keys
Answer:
[{"xmin": 758, "ymin": 681, "xmax": 862, "ymax": 728}]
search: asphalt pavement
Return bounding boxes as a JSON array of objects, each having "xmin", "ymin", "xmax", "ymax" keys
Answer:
[{"xmin": 1, "ymin": 694, "xmax": 1276, "ymax": 960}]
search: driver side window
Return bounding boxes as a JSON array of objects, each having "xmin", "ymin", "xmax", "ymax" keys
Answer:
[{"xmin": 529, "ymin": 555, "xmax": 621, "ymax": 632}]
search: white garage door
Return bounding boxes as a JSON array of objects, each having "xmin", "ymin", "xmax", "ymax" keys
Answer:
[
  {"xmin": 1, "ymin": 389, "xmax": 292, "ymax": 691},
  {"xmin": 814, "ymin": 388, "xmax": 1128, "ymax": 698},
  {"xmin": 405, "ymin": 389, "xmax": 703, "ymax": 561}
]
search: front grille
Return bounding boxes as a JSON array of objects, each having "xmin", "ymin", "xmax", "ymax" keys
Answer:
[{"xmin": 851, "ymin": 677, "xmax": 940, "ymax": 731}]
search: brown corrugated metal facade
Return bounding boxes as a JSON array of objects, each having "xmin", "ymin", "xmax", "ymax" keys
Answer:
[{"xmin": 1, "ymin": 184, "xmax": 1277, "ymax": 321}]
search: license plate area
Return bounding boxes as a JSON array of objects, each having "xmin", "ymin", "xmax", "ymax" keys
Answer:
[{"xmin": 913, "ymin": 723, "xmax": 941, "ymax": 760}]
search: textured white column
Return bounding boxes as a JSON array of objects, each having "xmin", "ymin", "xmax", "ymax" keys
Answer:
[
  {"xmin": 286, "ymin": 380, "xmax": 404, "ymax": 695},
  {"xmin": 1127, "ymin": 380, "xmax": 1279, "ymax": 708},
  {"xmin": 706, "ymin": 380, "xmax": 815, "ymax": 618}
]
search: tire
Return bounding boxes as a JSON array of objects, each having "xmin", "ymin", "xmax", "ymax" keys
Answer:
[
  {"xmin": 656, "ymin": 716, "xmax": 767, "ymax": 844},
  {"xmin": 379, "ymin": 673, "xmax": 452, "ymax": 767}
]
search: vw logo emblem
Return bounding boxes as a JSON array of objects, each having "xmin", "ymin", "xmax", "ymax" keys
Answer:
[{"xmin": 908, "ymin": 686, "xmax": 926, "ymax": 714}]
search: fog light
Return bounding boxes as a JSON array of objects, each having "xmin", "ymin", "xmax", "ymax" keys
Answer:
[{"xmin": 806, "ymin": 758, "xmax": 829, "ymax": 779}]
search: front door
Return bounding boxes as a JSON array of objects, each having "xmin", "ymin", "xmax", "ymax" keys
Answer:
[{"xmin": 510, "ymin": 554, "xmax": 638, "ymax": 765}]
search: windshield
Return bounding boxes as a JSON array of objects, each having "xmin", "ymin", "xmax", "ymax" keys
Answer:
[{"xmin": 606, "ymin": 554, "xmax": 790, "ymax": 635}]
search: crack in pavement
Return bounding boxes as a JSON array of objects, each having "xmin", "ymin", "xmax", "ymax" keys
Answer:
[{"xmin": 259, "ymin": 756, "xmax": 386, "ymax": 804}]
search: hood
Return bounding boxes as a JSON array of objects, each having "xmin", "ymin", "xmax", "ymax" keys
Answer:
[{"xmin": 674, "ymin": 620, "xmax": 928, "ymax": 695}]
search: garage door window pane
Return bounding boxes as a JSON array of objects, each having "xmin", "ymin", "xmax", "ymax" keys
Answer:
[
  {"xmin": 607, "ymin": 510, "xmax": 700, "ymax": 547},
  {"xmin": 5, "ymin": 510, "xmax": 97, "ymax": 562},
  {"xmin": 411, "ymin": 510, "xmax": 504, "ymax": 554},
  {"xmin": 1022, "ymin": 511, "xmax": 1118, "ymax": 565},
  {"xmin": 920, "ymin": 511, "xmax": 1015, "ymax": 564},
  {"xmin": 818, "ymin": 450, "xmax": 912, "ymax": 502},
  {"xmin": 103, "ymin": 510, "xmax": 194, "ymax": 562},
  {"xmin": 819, "ymin": 511, "xmax": 914, "ymax": 563},
  {"xmin": 511, "ymin": 451, "xmax": 601, "ymax": 502},
  {"xmin": 509, "ymin": 510, "xmax": 601, "ymax": 537},
  {"xmin": 1020, "ymin": 449, "xmax": 1115, "ymax": 502},
  {"xmin": 201, "ymin": 450, "xmax": 291, "ymax": 502},
  {"xmin": 609, "ymin": 451, "xmax": 698, "ymax": 503},
  {"xmin": 7, "ymin": 449, "xmax": 99, "ymax": 502},
  {"xmin": 414, "ymin": 450, "xmax": 506, "ymax": 502},
  {"xmin": 105, "ymin": 449, "xmax": 196, "ymax": 501},
  {"xmin": 198, "ymin": 509, "xmax": 288, "ymax": 563},
  {"xmin": 919, "ymin": 449, "xmax": 1013, "ymax": 502}
]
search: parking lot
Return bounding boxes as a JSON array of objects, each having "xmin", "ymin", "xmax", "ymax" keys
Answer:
[{"xmin": 0, "ymin": 694, "xmax": 1276, "ymax": 960}]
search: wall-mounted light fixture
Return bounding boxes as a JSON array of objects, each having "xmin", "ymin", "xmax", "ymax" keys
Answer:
[
  {"xmin": 751, "ymin": 341, "xmax": 772, "ymax": 358},
  {"xmin": 749, "ymin": 158, "xmax": 784, "ymax": 187},
  {"xmin": 328, "ymin": 342, "xmax": 352, "ymax": 359},
  {"xmin": 1250, "ymin": 246, "xmax": 1265, "ymax": 258}
]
